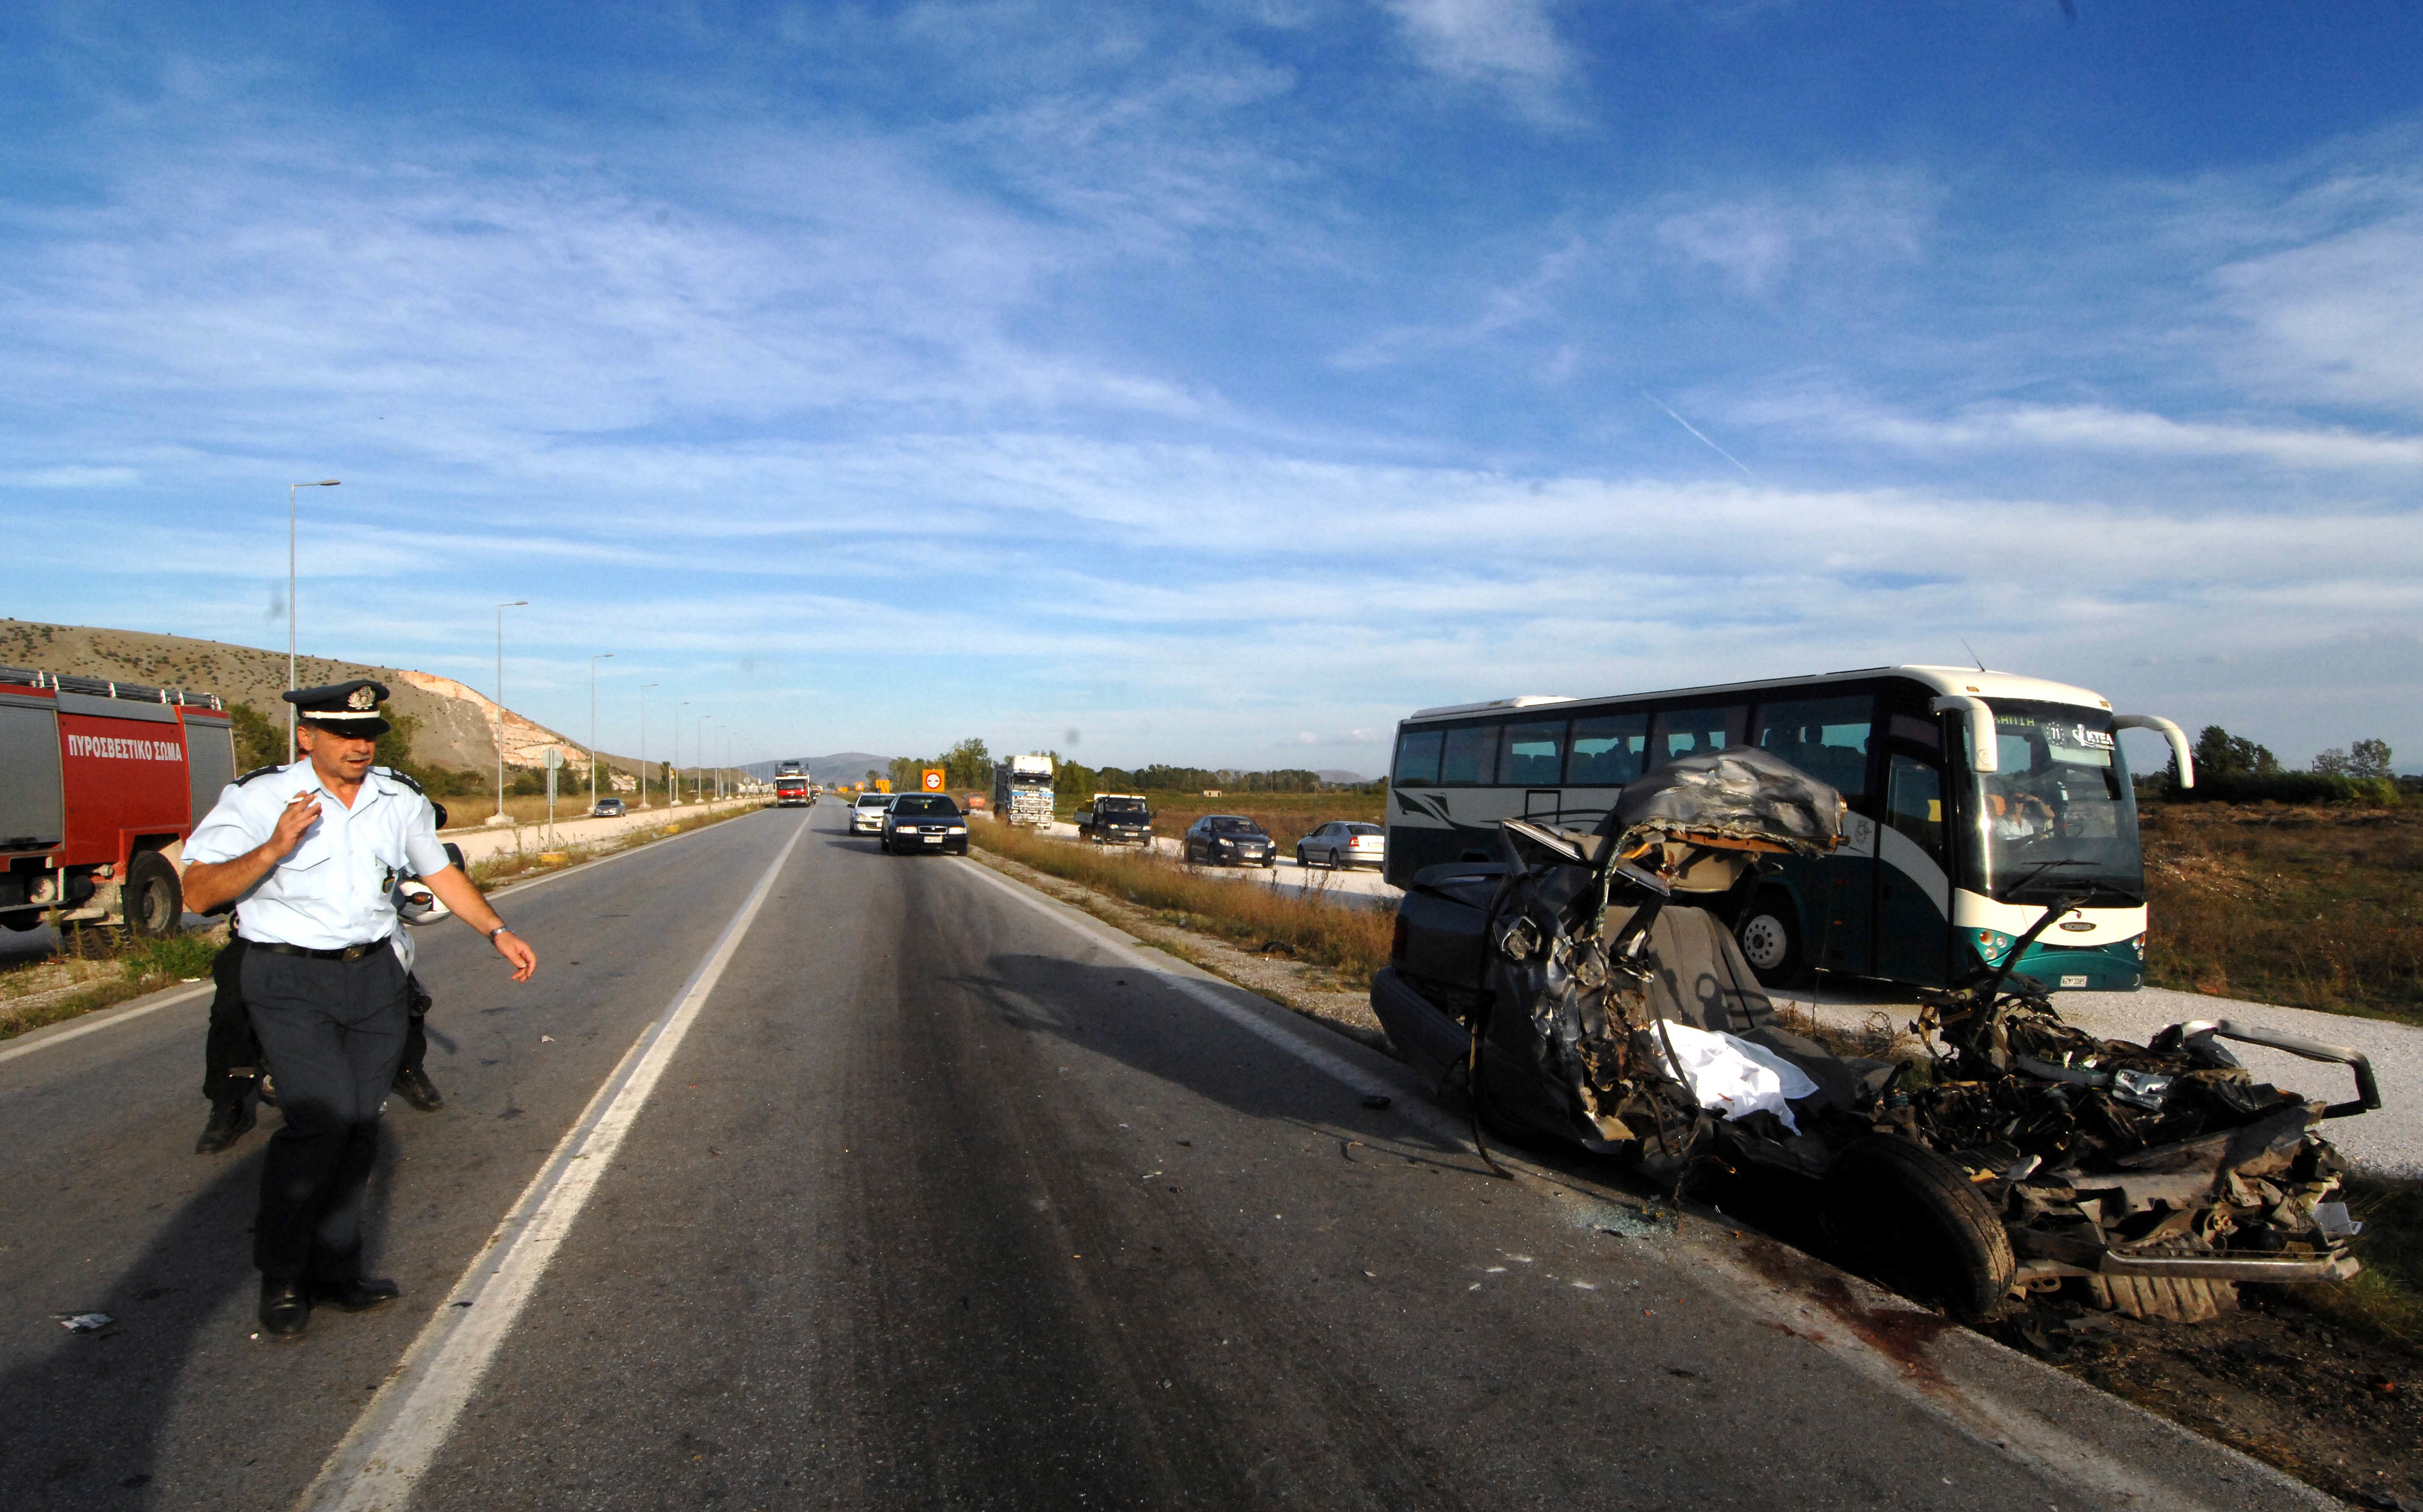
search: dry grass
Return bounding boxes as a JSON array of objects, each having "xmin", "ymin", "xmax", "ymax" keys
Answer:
[
  {"xmin": 0, "ymin": 928, "xmax": 226, "ymax": 1041},
  {"xmin": 2140, "ymin": 802, "xmax": 2423, "ymax": 1023},
  {"xmin": 1058, "ymin": 790, "xmax": 1388, "ymax": 849},
  {"xmin": 464, "ymin": 800, "xmax": 764, "ymax": 887},
  {"xmin": 438, "ymin": 791, "xmax": 690, "ymax": 831},
  {"xmin": 2287, "ymin": 1175, "xmax": 2423, "ymax": 1348},
  {"xmin": 972, "ymin": 818, "xmax": 1393, "ymax": 984}
]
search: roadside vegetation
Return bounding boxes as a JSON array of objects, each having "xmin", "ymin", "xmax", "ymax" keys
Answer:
[
  {"xmin": 1052, "ymin": 788, "xmax": 1388, "ymax": 849},
  {"xmin": 0, "ymin": 929, "xmax": 224, "ymax": 1041},
  {"xmin": 2139, "ymin": 800, "xmax": 2422, "ymax": 1023},
  {"xmin": 2302, "ymin": 1175, "xmax": 2423, "ymax": 1347},
  {"xmin": 970, "ymin": 818, "xmax": 1392, "ymax": 983},
  {"xmin": 462, "ymin": 798, "xmax": 766, "ymax": 888}
]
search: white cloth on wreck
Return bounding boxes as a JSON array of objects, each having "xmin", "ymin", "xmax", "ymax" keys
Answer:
[{"xmin": 1649, "ymin": 1019, "xmax": 1821, "ymax": 1133}]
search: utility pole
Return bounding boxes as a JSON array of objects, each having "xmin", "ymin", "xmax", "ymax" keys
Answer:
[
  {"xmin": 639, "ymin": 683, "xmax": 659, "ymax": 808},
  {"xmin": 492, "ymin": 601, "xmax": 528, "ymax": 823},
  {"xmin": 285, "ymin": 479, "xmax": 340, "ymax": 757},
  {"xmin": 588, "ymin": 653, "xmax": 613, "ymax": 811}
]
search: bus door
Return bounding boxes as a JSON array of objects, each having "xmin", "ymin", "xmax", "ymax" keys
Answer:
[
  {"xmin": 1875, "ymin": 749, "xmax": 1953, "ymax": 986},
  {"xmin": 1750, "ymin": 693, "xmax": 1876, "ymax": 976}
]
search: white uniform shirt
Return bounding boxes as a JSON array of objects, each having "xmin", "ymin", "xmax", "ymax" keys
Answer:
[{"xmin": 186, "ymin": 761, "xmax": 450, "ymax": 950}]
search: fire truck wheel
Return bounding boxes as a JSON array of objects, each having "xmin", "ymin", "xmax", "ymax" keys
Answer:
[{"xmin": 124, "ymin": 851, "xmax": 185, "ymax": 939}]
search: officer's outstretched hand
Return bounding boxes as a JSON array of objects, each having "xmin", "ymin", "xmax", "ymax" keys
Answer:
[{"xmin": 494, "ymin": 931, "xmax": 538, "ymax": 983}]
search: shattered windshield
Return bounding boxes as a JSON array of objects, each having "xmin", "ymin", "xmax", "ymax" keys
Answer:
[{"xmin": 1965, "ymin": 701, "xmax": 2143, "ymax": 905}]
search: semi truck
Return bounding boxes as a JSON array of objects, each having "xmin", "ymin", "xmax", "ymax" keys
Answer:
[
  {"xmin": 774, "ymin": 760, "xmax": 812, "ymax": 807},
  {"xmin": 992, "ymin": 754, "xmax": 1055, "ymax": 827},
  {"xmin": 1, "ymin": 666, "xmax": 236, "ymax": 936}
]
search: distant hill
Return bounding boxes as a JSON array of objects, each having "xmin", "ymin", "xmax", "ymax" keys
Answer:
[
  {"xmin": 0, "ymin": 619, "xmax": 601, "ymax": 776},
  {"xmin": 739, "ymin": 754, "xmax": 899, "ymax": 786},
  {"xmin": 1317, "ymin": 769, "xmax": 1371, "ymax": 785}
]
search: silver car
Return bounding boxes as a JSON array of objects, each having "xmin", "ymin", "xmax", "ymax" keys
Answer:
[
  {"xmin": 1295, "ymin": 820, "xmax": 1386, "ymax": 870},
  {"xmin": 850, "ymin": 792, "xmax": 893, "ymax": 834}
]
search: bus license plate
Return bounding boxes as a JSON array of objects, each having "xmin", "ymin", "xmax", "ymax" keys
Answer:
[{"xmin": 2059, "ymin": 974, "xmax": 2089, "ymax": 988}]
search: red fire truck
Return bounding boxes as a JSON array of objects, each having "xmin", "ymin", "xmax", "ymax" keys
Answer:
[{"xmin": 1, "ymin": 666, "xmax": 236, "ymax": 937}]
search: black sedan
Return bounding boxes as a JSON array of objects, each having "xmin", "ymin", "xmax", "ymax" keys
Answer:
[
  {"xmin": 1182, "ymin": 815, "xmax": 1275, "ymax": 867},
  {"xmin": 880, "ymin": 794, "xmax": 970, "ymax": 855}
]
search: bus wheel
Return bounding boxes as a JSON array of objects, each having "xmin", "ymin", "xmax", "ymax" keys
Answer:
[
  {"xmin": 1735, "ymin": 897, "xmax": 1802, "ymax": 986},
  {"xmin": 1823, "ymin": 1136, "xmax": 2016, "ymax": 1322},
  {"xmin": 125, "ymin": 852, "xmax": 184, "ymax": 939}
]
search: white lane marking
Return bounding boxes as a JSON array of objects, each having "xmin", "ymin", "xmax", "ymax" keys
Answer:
[
  {"xmin": 0, "ymin": 810, "xmax": 772, "ymax": 1069},
  {"xmin": 297, "ymin": 814, "xmax": 812, "ymax": 1512},
  {"xmin": 950, "ymin": 858, "xmax": 1469, "ymax": 1149},
  {"xmin": 0, "ymin": 982, "xmax": 214, "ymax": 1068}
]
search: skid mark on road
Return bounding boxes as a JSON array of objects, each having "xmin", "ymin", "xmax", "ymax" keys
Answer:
[{"xmin": 296, "ymin": 815, "xmax": 811, "ymax": 1512}]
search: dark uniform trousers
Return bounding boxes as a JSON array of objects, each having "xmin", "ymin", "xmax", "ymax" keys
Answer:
[
  {"xmin": 240, "ymin": 945, "xmax": 410, "ymax": 1281},
  {"xmin": 202, "ymin": 936, "xmax": 261, "ymax": 1101}
]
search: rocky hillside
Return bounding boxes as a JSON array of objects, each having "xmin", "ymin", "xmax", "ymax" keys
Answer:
[{"xmin": 0, "ymin": 619, "xmax": 605, "ymax": 776}]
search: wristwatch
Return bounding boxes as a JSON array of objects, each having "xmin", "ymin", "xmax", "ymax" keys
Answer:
[{"xmin": 487, "ymin": 924, "xmax": 513, "ymax": 941}]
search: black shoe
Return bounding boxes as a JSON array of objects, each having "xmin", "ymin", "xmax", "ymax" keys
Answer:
[
  {"xmin": 392, "ymin": 1065, "xmax": 444, "ymax": 1112},
  {"xmin": 259, "ymin": 1279, "xmax": 310, "ymax": 1339},
  {"xmin": 196, "ymin": 1098, "xmax": 256, "ymax": 1154},
  {"xmin": 309, "ymin": 1277, "xmax": 402, "ymax": 1313},
  {"xmin": 257, "ymin": 1075, "xmax": 279, "ymax": 1109}
]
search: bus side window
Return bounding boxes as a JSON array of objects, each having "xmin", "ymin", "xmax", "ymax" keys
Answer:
[
  {"xmin": 1886, "ymin": 754, "xmax": 1944, "ymax": 862},
  {"xmin": 1439, "ymin": 723, "xmax": 1498, "ymax": 786},
  {"xmin": 1393, "ymin": 728, "xmax": 1443, "ymax": 785},
  {"xmin": 1751, "ymin": 694, "xmax": 1874, "ymax": 798},
  {"xmin": 1567, "ymin": 712, "xmax": 1648, "ymax": 785},
  {"xmin": 1649, "ymin": 705, "xmax": 1746, "ymax": 768},
  {"xmin": 1498, "ymin": 720, "xmax": 1566, "ymax": 786}
]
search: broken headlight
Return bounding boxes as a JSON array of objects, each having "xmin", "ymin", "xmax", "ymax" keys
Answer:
[{"xmin": 2109, "ymin": 1067, "xmax": 2174, "ymax": 1111}]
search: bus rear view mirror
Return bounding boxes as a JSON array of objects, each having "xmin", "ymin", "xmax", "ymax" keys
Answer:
[
  {"xmin": 2112, "ymin": 713, "xmax": 2195, "ymax": 789},
  {"xmin": 1930, "ymin": 695, "xmax": 1999, "ymax": 774}
]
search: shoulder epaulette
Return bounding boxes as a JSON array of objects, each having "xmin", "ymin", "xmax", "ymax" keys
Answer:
[
  {"xmin": 376, "ymin": 766, "xmax": 426, "ymax": 795},
  {"xmin": 235, "ymin": 764, "xmax": 285, "ymax": 786}
]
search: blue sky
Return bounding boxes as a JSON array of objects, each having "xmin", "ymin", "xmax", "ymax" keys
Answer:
[{"xmin": 4, "ymin": 1, "xmax": 2420, "ymax": 775}]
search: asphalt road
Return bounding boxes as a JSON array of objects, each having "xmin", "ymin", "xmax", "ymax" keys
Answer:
[{"xmin": 0, "ymin": 804, "xmax": 2328, "ymax": 1511}]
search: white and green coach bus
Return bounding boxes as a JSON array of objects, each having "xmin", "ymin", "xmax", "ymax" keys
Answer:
[{"xmin": 1383, "ymin": 666, "xmax": 2195, "ymax": 993}]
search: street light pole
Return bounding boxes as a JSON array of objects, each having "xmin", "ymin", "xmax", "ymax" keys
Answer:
[
  {"xmin": 698, "ymin": 716, "xmax": 713, "ymax": 804},
  {"xmin": 674, "ymin": 702, "xmax": 690, "ymax": 806},
  {"xmin": 639, "ymin": 683, "xmax": 659, "ymax": 809},
  {"xmin": 493, "ymin": 600, "xmax": 528, "ymax": 823},
  {"xmin": 588, "ymin": 653, "xmax": 613, "ymax": 811},
  {"xmin": 285, "ymin": 479, "xmax": 341, "ymax": 757}
]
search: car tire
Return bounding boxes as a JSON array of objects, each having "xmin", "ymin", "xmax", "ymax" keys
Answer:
[
  {"xmin": 124, "ymin": 851, "xmax": 183, "ymax": 939},
  {"xmin": 1823, "ymin": 1137, "xmax": 2016, "ymax": 1321},
  {"xmin": 1735, "ymin": 895, "xmax": 1805, "ymax": 987}
]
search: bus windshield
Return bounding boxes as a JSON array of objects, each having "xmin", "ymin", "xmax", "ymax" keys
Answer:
[{"xmin": 1965, "ymin": 700, "xmax": 2143, "ymax": 905}]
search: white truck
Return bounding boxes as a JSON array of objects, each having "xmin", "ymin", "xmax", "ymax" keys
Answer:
[{"xmin": 992, "ymin": 754, "xmax": 1055, "ymax": 827}]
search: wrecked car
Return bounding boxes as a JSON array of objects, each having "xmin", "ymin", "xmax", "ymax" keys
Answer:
[{"xmin": 1370, "ymin": 745, "xmax": 2378, "ymax": 1321}]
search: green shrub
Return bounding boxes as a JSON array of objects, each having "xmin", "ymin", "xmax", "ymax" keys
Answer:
[{"xmin": 2165, "ymin": 772, "xmax": 2399, "ymax": 806}]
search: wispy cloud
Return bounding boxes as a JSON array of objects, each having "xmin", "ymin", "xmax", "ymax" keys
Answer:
[
  {"xmin": 1651, "ymin": 173, "xmax": 1938, "ymax": 297},
  {"xmin": 1773, "ymin": 398, "xmax": 2423, "ymax": 472},
  {"xmin": 1379, "ymin": 0, "xmax": 1576, "ymax": 120}
]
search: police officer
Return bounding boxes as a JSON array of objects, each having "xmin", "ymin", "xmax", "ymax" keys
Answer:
[
  {"xmin": 194, "ymin": 793, "xmax": 452, "ymax": 1154},
  {"xmin": 183, "ymin": 680, "xmax": 537, "ymax": 1339}
]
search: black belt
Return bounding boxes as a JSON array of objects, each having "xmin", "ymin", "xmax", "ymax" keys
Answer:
[{"xmin": 249, "ymin": 939, "xmax": 390, "ymax": 962}]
